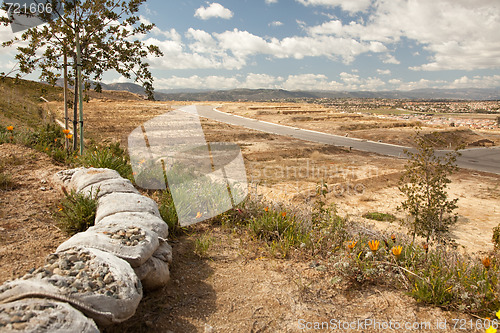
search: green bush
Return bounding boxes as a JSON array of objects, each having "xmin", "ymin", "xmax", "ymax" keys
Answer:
[
  {"xmin": 79, "ymin": 142, "xmax": 133, "ymax": 180},
  {"xmin": 248, "ymin": 206, "xmax": 310, "ymax": 258},
  {"xmin": 362, "ymin": 212, "xmax": 396, "ymax": 222},
  {"xmin": 55, "ymin": 189, "xmax": 99, "ymax": 235}
]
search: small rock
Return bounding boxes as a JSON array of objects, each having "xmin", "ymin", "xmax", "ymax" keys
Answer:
[
  {"xmin": 12, "ymin": 322, "xmax": 27, "ymax": 330},
  {"xmin": 68, "ymin": 255, "xmax": 78, "ymax": 262},
  {"xmin": 39, "ymin": 187, "xmax": 47, "ymax": 191},
  {"xmin": 103, "ymin": 273, "xmax": 114, "ymax": 284}
]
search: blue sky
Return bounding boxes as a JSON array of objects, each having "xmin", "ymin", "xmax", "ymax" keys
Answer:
[{"xmin": 1, "ymin": 0, "xmax": 500, "ymax": 91}]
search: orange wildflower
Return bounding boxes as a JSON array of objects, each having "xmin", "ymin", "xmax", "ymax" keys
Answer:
[
  {"xmin": 63, "ymin": 129, "xmax": 70, "ymax": 134},
  {"xmin": 347, "ymin": 241, "xmax": 357, "ymax": 250},
  {"xmin": 281, "ymin": 212, "xmax": 286, "ymax": 218},
  {"xmin": 368, "ymin": 240, "xmax": 380, "ymax": 252},
  {"xmin": 196, "ymin": 212, "xmax": 202, "ymax": 219},
  {"xmin": 391, "ymin": 245, "xmax": 403, "ymax": 258},
  {"xmin": 482, "ymin": 257, "xmax": 491, "ymax": 269},
  {"xmin": 6, "ymin": 126, "xmax": 13, "ymax": 131}
]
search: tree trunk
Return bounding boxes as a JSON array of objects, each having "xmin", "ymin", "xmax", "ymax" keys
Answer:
[{"xmin": 73, "ymin": 65, "xmax": 78, "ymax": 151}]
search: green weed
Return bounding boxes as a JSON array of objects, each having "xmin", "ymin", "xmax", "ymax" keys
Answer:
[
  {"xmin": 55, "ymin": 188, "xmax": 99, "ymax": 235},
  {"xmin": 363, "ymin": 212, "xmax": 396, "ymax": 222}
]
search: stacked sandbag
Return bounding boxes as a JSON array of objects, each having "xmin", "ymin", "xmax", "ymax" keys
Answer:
[
  {"xmin": 0, "ymin": 167, "xmax": 174, "ymax": 332},
  {"xmin": 0, "ymin": 298, "xmax": 99, "ymax": 333},
  {"xmin": 56, "ymin": 168, "xmax": 172, "ymax": 290},
  {"xmin": 0, "ymin": 247, "xmax": 142, "ymax": 326}
]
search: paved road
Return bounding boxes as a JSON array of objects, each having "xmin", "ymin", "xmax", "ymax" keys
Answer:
[{"xmin": 192, "ymin": 105, "xmax": 500, "ymax": 175}]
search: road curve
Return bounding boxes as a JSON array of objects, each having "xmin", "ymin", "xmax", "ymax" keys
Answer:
[{"xmin": 191, "ymin": 105, "xmax": 500, "ymax": 175}]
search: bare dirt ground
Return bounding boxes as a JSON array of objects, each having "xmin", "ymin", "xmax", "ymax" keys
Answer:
[
  {"xmin": 217, "ymin": 103, "xmax": 500, "ymax": 149},
  {"xmin": 0, "ymin": 143, "xmax": 67, "ymax": 284},
  {"xmin": 2, "ymin": 96, "xmax": 498, "ymax": 332}
]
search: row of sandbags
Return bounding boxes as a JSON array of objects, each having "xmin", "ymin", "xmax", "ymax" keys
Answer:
[{"xmin": 0, "ymin": 168, "xmax": 172, "ymax": 332}]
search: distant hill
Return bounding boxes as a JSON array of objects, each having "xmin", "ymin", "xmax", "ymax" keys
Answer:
[
  {"xmin": 55, "ymin": 79, "xmax": 500, "ymax": 101},
  {"xmin": 156, "ymin": 87, "xmax": 500, "ymax": 101}
]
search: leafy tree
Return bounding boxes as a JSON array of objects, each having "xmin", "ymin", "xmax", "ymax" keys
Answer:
[
  {"xmin": 0, "ymin": 0, "xmax": 163, "ymax": 100},
  {"xmin": 398, "ymin": 133, "xmax": 460, "ymax": 244}
]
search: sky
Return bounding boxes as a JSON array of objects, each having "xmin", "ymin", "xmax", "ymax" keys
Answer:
[{"xmin": 1, "ymin": 0, "xmax": 500, "ymax": 92}]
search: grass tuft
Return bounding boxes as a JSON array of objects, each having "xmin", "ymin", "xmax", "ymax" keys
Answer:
[
  {"xmin": 55, "ymin": 189, "xmax": 99, "ymax": 235},
  {"xmin": 362, "ymin": 212, "xmax": 396, "ymax": 222}
]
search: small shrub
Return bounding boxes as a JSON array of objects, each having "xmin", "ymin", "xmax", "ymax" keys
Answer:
[
  {"xmin": 157, "ymin": 189, "xmax": 181, "ymax": 237},
  {"xmin": 363, "ymin": 212, "xmax": 396, "ymax": 222},
  {"xmin": 55, "ymin": 188, "xmax": 99, "ymax": 235},
  {"xmin": 79, "ymin": 142, "xmax": 133, "ymax": 180},
  {"xmin": 248, "ymin": 207, "xmax": 310, "ymax": 258},
  {"xmin": 0, "ymin": 170, "xmax": 15, "ymax": 190}
]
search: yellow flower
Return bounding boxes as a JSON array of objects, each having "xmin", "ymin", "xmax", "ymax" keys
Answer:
[
  {"xmin": 347, "ymin": 241, "xmax": 357, "ymax": 250},
  {"xmin": 482, "ymin": 257, "xmax": 492, "ymax": 269},
  {"xmin": 63, "ymin": 129, "xmax": 70, "ymax": 134},
  {"xmin": 496, "ymin": 309, "xmax": 500, "ymax": 320},
  {"xmin": 196, "ymin": 212, "xmax": 202, "ymax": 219},
  {"xmin": 368, "ymin": 240, "xmax": 380, "ymax": 252},
  {"xmin": 66, "ymin": 134, "xmax": 73, "ymax": 140},
  {"xmin": 139, "ymin": 159, "xmax": 146, "ymax": 165},
  {"xmin": 6, "ymin": 126, "xmax": 13, "ymax": 131},
  {"xmin": 486, "ymin": 326, "xmax": 497, "ymax": 333},
  {"xmin": 392, "ymin": 245, "xmax": 403, "ymax": 258},
  {"xmin": 58, "ymin": 205, "xmax": 63, "ymax": 212}
]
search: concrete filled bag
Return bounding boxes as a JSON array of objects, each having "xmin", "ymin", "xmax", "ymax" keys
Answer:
[
  {"xmin": 133, "ymin": 239, "xmax": 172, "ymax": 290},
  {"xmin": 95, "ymin": 192, "xmax": 161, "ymax": 223},
  {"xmin": 79, "ymin": 177, "xmax": 139, "ymax": 199},
  {"xmin": 0, "ymin": 298, "xmax": 99, "ymax": 333},
  {"xmin": 56, "ymin": 223, "xmax": 159, "ymax": 267},
  {"xmin": 70, "ymin": 168, "xmax": 122, "ymax": 193},
  {"xmin": 96, "ymin": 211, "xmax": 169, "ymax": 239},
  {"xmin": 0, "ymin": 247, "xmax": 142, "ymax": 326}
]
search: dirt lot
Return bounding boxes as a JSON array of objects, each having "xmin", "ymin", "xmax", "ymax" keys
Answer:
[
  {"xmin": 1, "ymin": 96, "xmax": 497, "ymax": 331},
  {"xmin": 217, "ymin": 102, "xmax": 500, "ymax": 149},
  {"xmin": 46, "ymin": 98, "xmax": 500, "ymax": 253}
]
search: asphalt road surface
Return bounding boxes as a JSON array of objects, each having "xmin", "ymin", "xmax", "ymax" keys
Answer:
[{"xmin": 190, "ymin": 105, "xmax": 500, "ymax": 175}]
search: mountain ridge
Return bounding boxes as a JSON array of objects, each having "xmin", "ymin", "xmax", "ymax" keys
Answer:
[{"xmin": 56, "ymin": 80, "xmax": 500, "ymax": 101}]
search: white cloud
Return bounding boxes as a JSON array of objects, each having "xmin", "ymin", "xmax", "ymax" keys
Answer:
[
  {"xmin": 151, "ymin": 72, "xmax": 500, "ymax": 91},
  {"xmin": 243, "ymin": 73, "xmax": 283, "ymax": 89},
  {"xmin": 265, "ymin": 0, "xmax": 278, "ymax": 4},
  {"xmin": 377, "ymin": 69, "xmax": 391, "ymax": 75},
  {"xmin": 303, "ymin": 0, "xmax": 500, "ymax": 71},
  {"xmin": 269, "ymin": 21, "xmax": 283, "ymax": 27},
  {"xmin": 296, "ymin": 0, "xmax": 373, "ymax": 12},
  {"xmin": 155, "ymin": 75, "xmax": 240, "ymax": 90},
  {"xmin": 447, "ymin": 75, "xmax": 500, "ymax": 89},
  {"xmin": 194, "ymin": 3, "xmax": 233, "ymax": 20}
]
